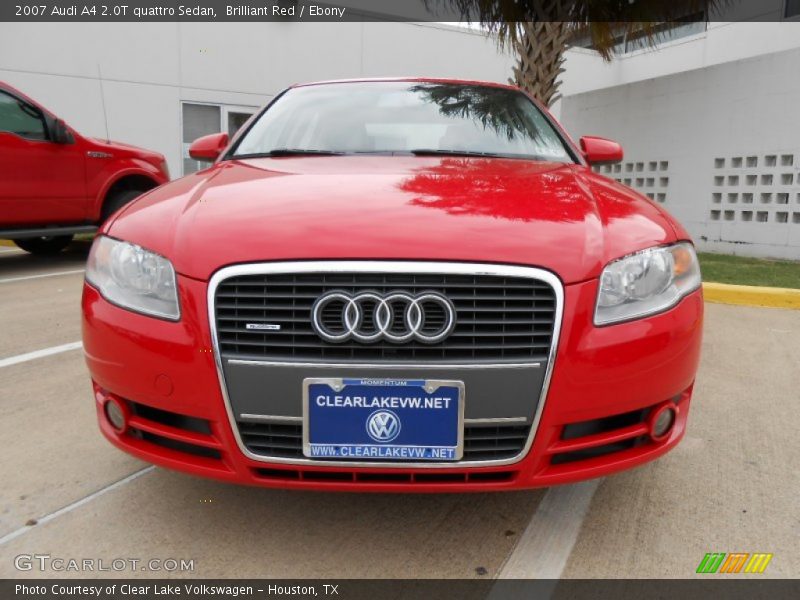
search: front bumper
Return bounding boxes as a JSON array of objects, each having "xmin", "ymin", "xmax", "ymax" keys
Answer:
[{"xmin": 82, "ymin": 273, "xmax": 703, "ymax": 492}]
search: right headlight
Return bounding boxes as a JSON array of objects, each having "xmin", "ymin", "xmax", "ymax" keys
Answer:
[
  {"xmin": 594, "ymin": 242, "xmax": 701, "ymax": 326},
  {"xmin": 86, "ymin": 235, "xmax": 180, "ymax": 321}
]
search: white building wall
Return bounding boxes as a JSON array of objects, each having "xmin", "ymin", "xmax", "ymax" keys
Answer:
[
  {"xmin": 560, "ymin": 44, "xmax": 800, "ymax": 259},
  {"xmin": 555, "ymin": 21, "xmax": 800, "ymax": 117},
  {"xmin": 0, "ymin": 22, "xmax": 513, "ymax": 176}
]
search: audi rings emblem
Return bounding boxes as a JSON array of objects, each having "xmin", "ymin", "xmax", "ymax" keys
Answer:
[{"xmin": 311, "ymin": 291, "xmax": 456, "ymax": 344}]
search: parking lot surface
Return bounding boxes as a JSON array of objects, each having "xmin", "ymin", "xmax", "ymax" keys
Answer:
[{"xmin": 0, "ymin": 242, "xmax": 797, "ymax": 579}]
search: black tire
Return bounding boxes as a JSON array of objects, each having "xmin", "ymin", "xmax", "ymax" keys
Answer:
[
  {"xmin": 13, "ymin": 235, "xmax": 74, "ymax": 255},
  {"xmin": 102, "ymin": 189, "xmax": 145, "ymax": 222}
]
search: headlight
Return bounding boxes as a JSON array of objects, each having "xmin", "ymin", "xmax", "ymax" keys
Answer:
[
  {"xmin": 595, "ymin": 242, "xmax": 701, "ymax": 326},
  {"xmin": 86, "ymin": 235, "xmax": 180, "ymax": 320}
]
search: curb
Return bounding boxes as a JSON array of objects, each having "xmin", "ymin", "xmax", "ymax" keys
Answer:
[{"xmin": 703, "ymin": 282, "xmax": 800, "ymax": 310}]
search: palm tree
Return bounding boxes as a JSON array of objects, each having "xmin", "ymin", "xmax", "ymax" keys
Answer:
[
  {"xmin": 443, "ymin": 0, "xmax": 724, "ymax": 106},
  {"xmin": 409, "ymin": 83, "xmax": 544, "ymax": 142}
]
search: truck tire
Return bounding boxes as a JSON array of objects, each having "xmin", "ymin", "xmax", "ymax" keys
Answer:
[
  {"xmin": 13, "ymin": 235, "xmax": 74, "ymax": 255},
  {"xmin": 102, "ymin": 189, "xmax": 146, "ymax": 222}
]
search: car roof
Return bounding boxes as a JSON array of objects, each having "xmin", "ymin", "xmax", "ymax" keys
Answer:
[{"xmin": 291, "ymin": 77, "xmax": 521, "ymax": 91}]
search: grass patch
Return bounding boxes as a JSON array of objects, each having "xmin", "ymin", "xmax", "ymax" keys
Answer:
[{"xmin": 698, "ymin": 252, "xmax": 800, "ymax": 289}]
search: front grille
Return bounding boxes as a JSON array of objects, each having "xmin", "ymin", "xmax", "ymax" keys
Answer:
[
  {"xmin": 214, "ymin": 271, "xmax": 556, "ymax": 364},
  {"xmin": 462, "ymin": 423, "xmax": 530, "ymax": 460},
  {"xmin": 560, "ymin": 407, "xmax": 649, "ymax": 441},
  {"xmin": 549, "ymin": 405, "xmax": 657, "ymax": 466},
  {"xmin": 237, "ymin": 420, "xmax": 530, "ymax": 462},
  {"xmin": 252, "ymin": 467, "xmax": 516, "ymax": 485},
  {"xmin": 238, "ymin": 421, "xmax": 304, "ymax": 459},
  {"xmin": 130, "ymin": 402, "xmax": 212, "ymax": 435},
  {"xmin": 125, "ymin": 400, "xmax": 223, "ymax": 461}
]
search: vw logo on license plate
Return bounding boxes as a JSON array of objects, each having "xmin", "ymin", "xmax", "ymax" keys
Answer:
[{"xmin": 366, "ymin": 410, "xmax": 402, "ymax": 443}]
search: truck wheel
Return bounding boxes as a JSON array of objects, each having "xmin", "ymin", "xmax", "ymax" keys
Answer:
[
  {"xmin": 102, "ymin": 189, "xmax": 146, "ymax": 222},
  {"xmin": 13, "ymin": 235, "xmax": 74, "ymax": 255}
]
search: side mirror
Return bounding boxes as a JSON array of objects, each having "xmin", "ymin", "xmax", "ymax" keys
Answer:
[
  {"xmin": 189, "ymin": 132, "xmax": 229, "ymax": 162},
  {"xmin": 580, "ymin": 136, "xmax": 623, "ymax": 165},
  {"xmin": 51, "ymin": 119, "xmax": 73, "ymax": 144}
]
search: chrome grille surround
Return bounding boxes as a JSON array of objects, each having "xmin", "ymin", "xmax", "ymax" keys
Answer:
[
  {"xmin": 208, "ymin": 261, "xmax": 564, "ymax": 469},
  {"xmin": 214, "ymin": 270, "xmax": 557, "ymax": 363}
]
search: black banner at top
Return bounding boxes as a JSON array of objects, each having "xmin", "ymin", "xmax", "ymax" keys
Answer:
[{"xmin": 0, "ymin": 0, "xmax": 796, "ymax": 23}]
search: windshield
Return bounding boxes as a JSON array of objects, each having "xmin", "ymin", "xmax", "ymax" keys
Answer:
[{"xmin": 231, "ymin": 81, "xmax": 575, "ymax": 162}]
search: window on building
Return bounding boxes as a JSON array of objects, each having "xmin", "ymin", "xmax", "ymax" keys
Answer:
[
  {"xmin": 0, "ymin": 91, "xmax": 48, "ymax": 141},
  {"xmin": 227, "ymin": 110, "xmax": 253, "ymax": 138},
  {"xmin": 181, "ymin": 102, "xmax": 257, "ymax": 175},
  {"xmin": 623, "ymin": 21, "xmax": 707, "ymax": 52},
  {"xmin": 786, "ymin": 0, "xmax": 800, "ymax": 18},
  {"xmin": 572, "ymin": 19, "xmax": 707, "ymax": 55}
]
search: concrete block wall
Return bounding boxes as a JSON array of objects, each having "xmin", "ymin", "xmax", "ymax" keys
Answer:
[{"xmin": 562, "ymin": 46, "xmax": 800, "ymax": 259}]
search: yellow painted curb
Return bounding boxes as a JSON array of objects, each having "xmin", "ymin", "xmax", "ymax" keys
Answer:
[
  {"xmin": 0, "ymin": 240, "xmax": 15, "ymax": 247},
  {"xmin": 703, "ymin": 282, "xmax": 800, "ymax": 310}
]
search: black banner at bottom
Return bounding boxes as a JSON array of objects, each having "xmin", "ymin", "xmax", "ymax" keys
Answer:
[{"xmin": 5, "ymin": 579, "xmax": 800, "ymax": 600}]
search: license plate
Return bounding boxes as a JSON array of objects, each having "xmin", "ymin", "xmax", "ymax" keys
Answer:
[{"xmin": 303, "ymin": 378, "xmax": 464, "ymax": 461}]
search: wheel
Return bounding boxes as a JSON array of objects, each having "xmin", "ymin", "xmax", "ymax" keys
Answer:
[
  {"xmin": 102, "ymin": 189, "xmax": 146, "ymax": 222},
  {"xmin": 13, "ymin": 235, "xmax": 74, "ymax": 255}
]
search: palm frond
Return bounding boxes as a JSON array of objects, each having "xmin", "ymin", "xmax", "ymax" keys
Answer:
[
  {"xmin": 442, "ymin": 1, "xmax": 728, "ymax": 56},
  {"xmin": 438, "ymin": 0, "xmax": 728, "ymax": 104}
]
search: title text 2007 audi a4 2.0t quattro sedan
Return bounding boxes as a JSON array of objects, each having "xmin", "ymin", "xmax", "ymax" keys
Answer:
[{"xmin": 82, "ymin": 78, "xmax": 703, "ymax": 492}]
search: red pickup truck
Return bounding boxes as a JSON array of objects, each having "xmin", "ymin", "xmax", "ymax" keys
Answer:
[{"xmin": 0, "ymin": 82, "xmax": 169, "ymax": 254}]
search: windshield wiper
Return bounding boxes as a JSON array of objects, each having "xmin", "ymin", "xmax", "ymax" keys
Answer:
[
  {"xmin": 408, "ymin": 149, "xmax": 504, "ymax": 158},
  {"xmin": 409, "ymin": 149, "xmax": 558, "ymax": 161},
  {"xmin": 236, "ymin": 149, "xmax": 345, "ymax": 158}
]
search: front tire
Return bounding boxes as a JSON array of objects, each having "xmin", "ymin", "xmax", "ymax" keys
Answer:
[{"xmin": 13, "ymin": 235, "xmax": 74, "ymax": 255}]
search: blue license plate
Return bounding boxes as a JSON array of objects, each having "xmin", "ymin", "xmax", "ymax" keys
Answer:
[{"xmin": 303, "ymin": 378, "xmax": 464, "ymax": 461}]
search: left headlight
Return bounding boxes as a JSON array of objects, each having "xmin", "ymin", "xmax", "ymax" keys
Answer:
[
  {"xmin": 595, "ymin": 242, "xmax": 701, "ymax": 326},
  {"xmin": 86, "ymin": 235, "xmax": 180, "ymax": 321}
]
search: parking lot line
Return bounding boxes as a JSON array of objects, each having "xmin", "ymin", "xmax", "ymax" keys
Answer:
[
  {"xmin": 0, "ymin": 466, "xmax": 154, "ymax": 547},
  {"xmin": 0, "ymin": 341, "xmax": 83, "ymax": 368},
  {"xmin": 0, "ymin": 269, "xmax": 85, "ymax": 284},
  {"xmin": 495, "ymin": 479, "xmax": 601, "ymax": 579}
]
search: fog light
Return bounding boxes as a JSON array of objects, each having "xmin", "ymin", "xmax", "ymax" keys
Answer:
[
  {"xmin": 649, "ymin": 405, "xmax": 677, "ymax": 441},
  {"xmin": 104, "ymin": 398, "xmax": 127, "ymax": 432}
]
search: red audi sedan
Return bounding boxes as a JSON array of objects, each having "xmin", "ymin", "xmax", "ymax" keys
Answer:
[{"xmin": 82, "ymin": 78, "xmax": 703, "ymax": 492}]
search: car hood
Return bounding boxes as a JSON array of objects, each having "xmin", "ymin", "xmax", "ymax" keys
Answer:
[{"xmin": 107, "ymin": 156, "xmax": 679, "ymax": 284}]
